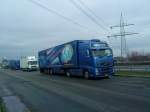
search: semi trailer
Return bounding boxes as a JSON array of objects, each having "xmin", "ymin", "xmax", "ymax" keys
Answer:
[
  {"xmin": 9, "ymin": 60, "xmax": 20, "ymax": 70},
  {"xmin": 20, "ymin": 56, "xmax": 38, "ymax": 71},
  {"xmin": 38, "ymin": 39, "xmax": 114, "ymax": 79}
]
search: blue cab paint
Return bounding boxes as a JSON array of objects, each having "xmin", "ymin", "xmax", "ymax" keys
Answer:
[{"xmin": 38, "ymin": 39, "xmax": 114, "ymax": 78}]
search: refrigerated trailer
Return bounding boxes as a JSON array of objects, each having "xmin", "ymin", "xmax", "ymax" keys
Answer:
[
  {"xmin": 38, "ymin": 39, "xmax": 114, "ymax": 79},
  {"xmin": 20, "ymin": 56, "xmax": 38, "ymax": 71}
]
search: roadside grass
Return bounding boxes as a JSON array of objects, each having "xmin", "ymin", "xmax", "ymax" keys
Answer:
[
  {"xmin": 0, "ymin": 99, "xmax": 6, "ymax": 112},
  {"xmin": 114, "ymin": 71, "xmax": 150, "ymax": 78}
]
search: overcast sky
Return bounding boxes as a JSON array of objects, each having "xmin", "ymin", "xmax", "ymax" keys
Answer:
[{"xmin": 0, "ymin": 0, "xmax": 150, "ymax": 59}]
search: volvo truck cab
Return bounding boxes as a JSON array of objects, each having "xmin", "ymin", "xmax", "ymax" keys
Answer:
[{"xmin": 78, "ymin": 39, "xmax": 114, "ymax": 78}]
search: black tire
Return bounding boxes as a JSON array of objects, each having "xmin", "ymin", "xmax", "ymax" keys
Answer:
[
  {"xmin": 47, "ymin": 69, "xmax": 50, "ymax": 75},
  {"xmin": 44, "ymin": 69, "xmax": 48, "ymax": 74},
  {"xmin": 40, "ymin": 69, "xmax": 43, "ymax": 73},
  {"xmin": 105, "ymin": 75, "xmax": 111, "ymax": 79},
  {"xmin": 40, "ymin": 69, "xmax": 45, "ymax": 74},
  {"xmin": 84, "ymin": 71, "xmax": 90, "ymax": 79}
]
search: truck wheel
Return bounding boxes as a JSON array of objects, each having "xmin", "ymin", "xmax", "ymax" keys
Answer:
[
  {"xmin": 44, "ymin": 69, "xmax": 48, "ymax": 74},
  {"xmin": 105, "ymin": 76, "xmax": 111, "ymax": 79},
  {"xmin": 84, "ymin": 71, "xmax": 90, "ymax": 79},
  {"xmin": 47, "ymin": 69, "xmax": 50, "ymax": 75},
  {"xmin": 66, "ymin": 71, "xmax": 71, "ymax": 77},
  {"xmin": 40, "ymin": 69, "xmax": 43, "ymax": 73},
  {"xmin": 50, "ymin": 69, "xmax": 53, "ymax": 75}
]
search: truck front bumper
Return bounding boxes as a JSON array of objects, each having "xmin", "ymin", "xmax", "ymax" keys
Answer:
[{"xmin": 91, "ymin": 67, "xmax": 114, "ymax": 78}]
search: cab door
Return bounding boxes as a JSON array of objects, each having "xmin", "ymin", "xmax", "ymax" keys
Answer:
[{"xmin": 78, "ymin": 43, "xmax": 93, "ymax": 69}]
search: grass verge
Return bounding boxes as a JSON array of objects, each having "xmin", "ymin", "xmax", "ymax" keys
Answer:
[
  {"xmin": 114, "ymin": 71, "xmax": 150, "ymax": 78},
  {"xmin": 0, "ymin": 99, "xmax": 6, "ymax": 112}
]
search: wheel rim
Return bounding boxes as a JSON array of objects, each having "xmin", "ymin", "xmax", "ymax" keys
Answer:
[
  {"xmin": 50, "ymin": 70, "xmax": 53, "ymax": 75},
  {"xmin": 66, "ymin": 72, "xmax": 70, "ymax": 77}
]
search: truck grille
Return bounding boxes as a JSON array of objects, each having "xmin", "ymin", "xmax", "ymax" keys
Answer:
[
  {"xmin": 100, "ymin": 62, "xmax": 113, "ymax": 74},
  {"xmin": 101, "ymin": 67, "xmax": 110, "ymax": 74},
  {"xmin": 96, "ymin": 62, "xmax": 112, "ymax": 67},
  {"xmin": 31, "ymin": 66, "xmax": 37, "ymax": 68},
  {"xmin": 101, "ymin": 62, "xmax": 111, "ymax": 67}
]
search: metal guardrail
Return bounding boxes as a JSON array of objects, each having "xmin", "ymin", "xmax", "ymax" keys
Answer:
[{"xmin": 114, "ymin": 65, "xmax": 150, "ymax": 72}]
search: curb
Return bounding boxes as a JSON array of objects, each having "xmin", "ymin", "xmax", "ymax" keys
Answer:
[{"xmin": 0, "ymin": 98, "xmax": 6, "ymax": 112}]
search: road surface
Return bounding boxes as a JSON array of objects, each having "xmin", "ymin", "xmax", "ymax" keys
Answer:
[{"xmin": 0, "ymin": 69, "xmax": 150, "ymax": 112}]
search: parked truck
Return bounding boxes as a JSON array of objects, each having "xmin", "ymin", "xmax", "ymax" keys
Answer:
[
  {"xmin": 1, "ymin": 59, "xmax": 9, "ymax": 69},
  {"xmin": 20, "ymin": 56, "xmax": 38, "ymax": 71},
  {"xmin": 38, "ymin": 39, "xmax": 114, "ymax": 79},
  {"xmin": 9, "ymin": 60, "xmax": 20, "ymax": 70}
]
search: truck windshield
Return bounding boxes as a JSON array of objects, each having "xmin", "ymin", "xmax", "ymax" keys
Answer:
[
  {"xmin": 92, "ymin": 49, "xmax": 112, "ymax": 57},
  {"xmin": 28, "ymin": 61, "xmax": 37, "ymax": 65}
]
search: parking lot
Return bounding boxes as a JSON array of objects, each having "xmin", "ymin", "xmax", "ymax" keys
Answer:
[{"xmin": 0, "ymin": 69, "xmax": 150, "ymax": 112}]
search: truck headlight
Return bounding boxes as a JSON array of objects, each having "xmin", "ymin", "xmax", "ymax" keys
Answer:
[
  {"xmin": 95, "ymin": 68, "xmax": 99, "ymax": 73},
  {"xmin": 95, "ymin": 68, "xmax": 99, "ymax": 75}
]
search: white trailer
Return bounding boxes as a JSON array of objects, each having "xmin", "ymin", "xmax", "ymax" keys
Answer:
[{"xmin": 20, "ymin": 56, "xmax": 38, "ymax": 71}]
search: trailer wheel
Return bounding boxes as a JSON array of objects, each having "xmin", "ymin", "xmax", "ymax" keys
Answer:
[
  {"xmin": 66, "ymin": 71, "xmax": 71, "ymax": 77},
  {"xmin": 44, "ymin": 69, "xmax": 48, "ymax": 74},
  {"xmin": 50, "ymin": 69, "xmax": 53, "ymax": 75},
  {"xmin": 47, "ymin": 69, "xmax": 50, "ymax": 75},
  {"xmin": 105, "ymin": 76, "xmax": 111, "ymax": 79},
  {"xmin": 40, "ymin": 69, "xmax": 43, "ymax": 73},
  {"xmin": 84, "ymin": 71, "xmax": 90, "ymax": 79}
]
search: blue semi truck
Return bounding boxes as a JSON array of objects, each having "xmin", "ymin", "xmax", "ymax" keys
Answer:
[
  {"xmin": 9, "ymin": 60, "xmax": 20, "ymax": 70},
  {"xmin": 38, "ymin": 39, "xmax": 114, "ymax": 79}
]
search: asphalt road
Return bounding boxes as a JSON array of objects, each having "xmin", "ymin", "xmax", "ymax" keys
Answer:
[{"xmin": 0, "ymin": 69, "xmax": 150, "ymax": 112}]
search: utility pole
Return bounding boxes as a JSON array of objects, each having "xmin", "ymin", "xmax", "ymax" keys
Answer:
[{"xmin": 108, "ymin": 13, "xmax": 138, "ymax": 60}]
